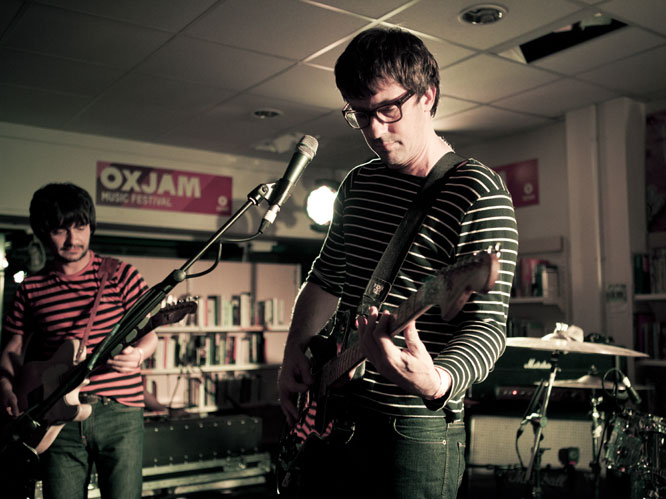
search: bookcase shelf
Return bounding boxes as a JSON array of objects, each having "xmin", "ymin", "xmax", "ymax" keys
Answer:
[
  {"xmin": 508, "ymin": 236, "xmax": 569, "ymax": 337},
  {"xmin": 115, "ymin": 255, "xmax": 300, "ymax": 416},
  {"xmin": 144, "ymin": 363, "xmax": 281, "ymax": 375},
  {"xmin": 635, "ymin": 293, "xmax": 666, "ymax": 301}
]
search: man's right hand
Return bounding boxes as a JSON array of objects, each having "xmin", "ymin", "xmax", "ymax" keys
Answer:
[
  {"xmin": 278, "ymin": 344, "xmax": 313, "ymax": 427},
  {"xmin": 0, "ymin": 378, "xmax": 19, "ymax": 418}
]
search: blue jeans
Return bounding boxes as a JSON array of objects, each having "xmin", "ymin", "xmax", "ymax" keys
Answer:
[
  {"xmin": 41, "ymin": 398, "xmax": 144, "ymax": 499},
  {"xmin": 297, "ymin": 409, "xmax": 467, "ymax": 499}
]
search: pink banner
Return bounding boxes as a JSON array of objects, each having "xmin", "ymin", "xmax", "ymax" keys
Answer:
[
  {"xmin": 96, "ymin": 161, "xmax": 232, "ymax": 215},
  {"xmin": 493, "ymin": 159, "xmax": 539, "ymax": 207}
]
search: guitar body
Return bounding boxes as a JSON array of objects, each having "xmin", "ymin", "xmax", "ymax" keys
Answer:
[
  {"xmin": 14, "ymin": 339, "xmax": 91, "ymax": 454},
  {"xmin": 277, "ymin": 333, "xmax": 357, "ymax": 497},
  {"xmin": 0, "ymin": 299, "xmax": 197, "ymax": 458},
  {"xmin": 276, "ymin": 249, "xmax": 501, "ymax": 496}
]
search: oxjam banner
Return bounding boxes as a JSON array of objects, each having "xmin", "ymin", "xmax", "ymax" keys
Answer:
[{"xmin": 96, "ymin": 161, "xmax": 232, "ymax": 216}]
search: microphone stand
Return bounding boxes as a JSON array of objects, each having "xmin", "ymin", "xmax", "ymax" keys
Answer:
[
  {"xmin": 524, "ymin": 351, "xmax": 561, "ymax": 499},
  {"xmin": 0, "ymin": 182, "xmax": 278, "ymax": 492}
]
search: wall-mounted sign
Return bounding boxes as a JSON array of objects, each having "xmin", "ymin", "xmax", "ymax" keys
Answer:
[
  {"xmin": 96, "ymin": 161, "xmax": 232, "ymax": 216},
  {"xmin": 493, "ymin": 159, "xmax": 539, "ymax": 208}
]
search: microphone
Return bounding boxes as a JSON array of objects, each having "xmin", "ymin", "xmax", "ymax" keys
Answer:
[
  {"xmin": 620, "ymin": 375, "xmax": 642, "ymax": 405},
  {"xmin": 261, "ymin": 135, "xmax": 318, "ymax": 230}
]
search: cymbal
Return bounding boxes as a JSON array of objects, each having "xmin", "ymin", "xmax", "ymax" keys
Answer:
[
  {"xmin": 547, "ymin": 375, "xmax": 651, "ymax": 390},
  {"xmin": 506, "ymin": 337, "xmax": 648, "ymax": 357}
]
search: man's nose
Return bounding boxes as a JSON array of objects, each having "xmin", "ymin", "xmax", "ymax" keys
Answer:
[{"xmin": 366, "ymin": 115, "xmax": 387, "ymax": 138}]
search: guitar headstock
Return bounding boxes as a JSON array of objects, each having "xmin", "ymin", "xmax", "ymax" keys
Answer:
[{"xmin": 151, "ymin": 298, "xmax": 198, "ymax": 328}]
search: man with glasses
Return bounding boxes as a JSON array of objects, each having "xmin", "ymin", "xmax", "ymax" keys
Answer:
[{"xmin": 279, "ymin": 27, "xmax": 518, "ymax": 498}]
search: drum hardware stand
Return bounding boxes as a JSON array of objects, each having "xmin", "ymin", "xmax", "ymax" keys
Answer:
[
  {"xmin": 589, "ymin": 394, "xmax": 605, "ymax": 499},
  {"xmin": 524, "ymin": 351, "xmax": 561, "ymax": 499}
]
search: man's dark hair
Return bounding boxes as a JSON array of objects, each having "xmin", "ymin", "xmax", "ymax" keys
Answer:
[
  {"xmin": 334, "ymin": 27, "xmax": 440, "ymax": 116},
  {"xmin": 29, "ymin": 183, "xmax": 96, "ymax": 243}
]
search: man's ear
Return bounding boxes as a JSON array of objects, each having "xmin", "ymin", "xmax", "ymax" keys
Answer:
[{"xmin": 422, "ymin": 85, "xmax": 437, "ymax": 114}]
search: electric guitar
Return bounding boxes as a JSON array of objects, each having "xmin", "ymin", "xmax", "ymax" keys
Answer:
[
  {"xmin": 2, "ymin": 299, "xmax": 197, "ymax": 455},
  {"xmin": 276, "ymin": 249, "xmax": 501, "ymax": 495}
]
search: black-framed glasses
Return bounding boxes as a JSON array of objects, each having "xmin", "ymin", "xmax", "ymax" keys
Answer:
[{"xmin": 342, "ymin": 90, "xmax": 415, "ymax": 129}]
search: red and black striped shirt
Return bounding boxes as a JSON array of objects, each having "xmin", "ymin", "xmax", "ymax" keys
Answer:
[{"xmin": 4, "ymin": 251, "xmax": 148, "ymax": 407}]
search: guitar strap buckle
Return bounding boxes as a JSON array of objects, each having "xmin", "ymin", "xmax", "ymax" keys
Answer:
[{"xmin": 360, "ymin": 277, "xmax": 391, "ymax": 315}]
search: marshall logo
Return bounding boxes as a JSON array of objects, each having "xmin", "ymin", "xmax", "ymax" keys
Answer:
[{"xmin": 523, "ymin": 358, "xmax": 552, "ymax": 370}]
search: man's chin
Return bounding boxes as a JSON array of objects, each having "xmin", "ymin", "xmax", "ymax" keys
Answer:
[{"xmin": 57, "ymin": 248, "xmax": 89, "ymax": 263}]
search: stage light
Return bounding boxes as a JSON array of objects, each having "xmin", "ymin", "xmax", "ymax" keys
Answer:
[
  {"xmin": 14, "ymin": 270, "xmax": 26, "ymax": 284},
  {"xmin": 306, "ymin": 181, "xmax": 338, "ymax": 231}
]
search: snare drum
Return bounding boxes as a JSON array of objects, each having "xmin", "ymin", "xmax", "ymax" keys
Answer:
[{"xmin": 604, "ymin": 411, "xmax": 643, "ymax": 473}]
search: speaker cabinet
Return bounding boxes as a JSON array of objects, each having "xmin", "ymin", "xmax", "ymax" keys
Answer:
[{"xmin": 468, "ymin": 414, "xmax": 594, "ymax": 470}]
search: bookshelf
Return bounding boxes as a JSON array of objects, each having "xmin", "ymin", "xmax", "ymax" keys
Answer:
[
  {"xmin": 112, "ymin": 254, "xmax": 299, "ymax": 415},
  {"xmin": 508, "ymin": 235, "xmax": 569, "ymax": 338}
]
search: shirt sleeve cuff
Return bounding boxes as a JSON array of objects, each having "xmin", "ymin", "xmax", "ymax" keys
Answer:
[{"xmin": 423, "ymin": 366, "xmax": 453, "ymax": 411}]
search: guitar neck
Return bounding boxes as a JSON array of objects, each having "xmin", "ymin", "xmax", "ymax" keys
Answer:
[
  {"xmin": 320, "ymin": 279, "xmax": 435, "ymax": 391},
  {"xmin": 316, "ymin": 250, "xmax": 499, "ymax": 393}
]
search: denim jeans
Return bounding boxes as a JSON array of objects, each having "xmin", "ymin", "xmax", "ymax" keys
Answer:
[
  {"xmin": 297, "ymin": 409, "xmax": 467, "ymax": 499},
  {"xmin": 41, "ymin": 399, "xmax": 144, "ymax": 499}
]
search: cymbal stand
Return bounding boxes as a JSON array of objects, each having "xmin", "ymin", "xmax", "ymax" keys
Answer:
[
  {"xmin": 589, "ymin": 393, "xmax": 604, "ymax": 499},
  {"xmin": 524, "ymin": 351, "xmax": 561, "ymax": 499}
]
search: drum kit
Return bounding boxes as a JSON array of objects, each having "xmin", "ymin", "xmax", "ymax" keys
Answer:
[{"xmin": 506, "ymin": 333, "xmax": 664, "ymax": 499}]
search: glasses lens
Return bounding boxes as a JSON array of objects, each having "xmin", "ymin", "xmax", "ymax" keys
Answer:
[
  {"xmin": 376, "ymin": 104, "xmax": 402, "ymax": 123},
  {"xmin": 345, "ymin": 111, "xmax": 367, "ymax": 129}
]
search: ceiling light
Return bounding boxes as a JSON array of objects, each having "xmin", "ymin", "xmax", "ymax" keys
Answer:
[
  {"xmin": 459, "ymin": 4, "xmax": 507, "ymax": 25},
  {"xmin": 252, "ymin": 108, "xmax": 283, "ymax": 119}
]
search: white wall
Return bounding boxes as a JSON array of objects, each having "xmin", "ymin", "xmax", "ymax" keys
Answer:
[
  {"xmin": 456, "ymin": 121, "xmax": 569, "ymax": 246},
  {"xmin": 0, "ymin": 122, "xmax": 345, "ymax": 240}
]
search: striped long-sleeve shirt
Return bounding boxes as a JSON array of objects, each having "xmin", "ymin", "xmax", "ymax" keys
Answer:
[
  {"xmin": 4, "ymin": 251, "xmax": 148, "ymax": 407},
  {"xmin": 308, "ymin": 157, "xmax": 519, "ymax": 421}
]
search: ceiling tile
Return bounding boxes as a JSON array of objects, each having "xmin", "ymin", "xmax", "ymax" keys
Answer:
[
  {"xmin": 439, "ymin": 54, "xmax": 560, "ymax": 103},
  {"xmin": 38, "ymin": 0, "xmax": 217, "ymax": 32},
  {"xmin": 601, "ymin": 0, "xmax": 666, "ymax": 36},
  {"xmin": 312, "ymin": 0, "xmax": 412, "ymax": 19},
  {"xmin": 0, "ymin": 0, "xmax": 23, "ymax": 34},
  {"xmin": 185, "ymin": 0, "xmax": 367, "ymax": 60},
  {"xmin": 494, "ymin": 78, "xmax": 619, "ymax": 117},
  {"xmin": 386, "ymin": 0, "xmax": 582, "ymax": 50},
  {"xmin": 0, "ymin": 48, "xmax": 124, "ymax": 96},
  {"xmin": 162, "ymin": 93, "xmax": 332, "ymax": 154},
  {"xmin": 250, "ymin": 65, "xmax": 343, "ymax": 110},
  {"xmin": 5, "ymin": 4, "xmax": 172, "ymax": 69},
  {"xmin": 434, "ymin": 105, "xmax": 555, "ymax": 134},
  {"xmin": 0, "ymin": 85, "xmax": 91, "ymax": 127},
  {"xmin": 577, "ymin": 45, "xmax": 666, "ymax": 97},
  {"xmin": 65, "ymin": 100, "xmax": 197, "ymax": 142},
  {"xmin": 100, "ymin": 73, "xmax": 233, "ymax": 113},
  {"xmin": 435, "ymin": 97, "xmax": 479, "ymax": 119},
  {"xmin": 533, "ymin": 27, "xmax": 666, "ymax": 75},
  {"xmin": 137, "ymin": 36, "xmax": 294, "ymax": 90}
]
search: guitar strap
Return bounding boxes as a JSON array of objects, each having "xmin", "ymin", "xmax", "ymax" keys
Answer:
[
  {"xmin": 75, "ymin": 257, "xmax": 120, "ymax": 362},
  {"xmin": 359, "ymin": 151, "xmax": 467, "ymax": 315}
]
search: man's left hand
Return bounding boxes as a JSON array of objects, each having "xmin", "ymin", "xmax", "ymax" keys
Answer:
[{"xmin": 107, "ymin": 345, "xmax": 143, "ymax": 373}]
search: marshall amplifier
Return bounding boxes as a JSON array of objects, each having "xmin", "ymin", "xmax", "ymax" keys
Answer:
[{"xmin": 467, "ymin": 345, "xmax": 620, "ymax": 402}]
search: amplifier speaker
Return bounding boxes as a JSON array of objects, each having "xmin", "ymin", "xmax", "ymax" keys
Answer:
[{"xmin": 468, "ymin": 414, "xmax": 594, "ymax": 470}]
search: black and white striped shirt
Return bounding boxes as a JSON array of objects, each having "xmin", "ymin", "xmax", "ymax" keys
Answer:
[{"xmin": 308, "ymin": 157, "xmax": 519, "ymax": 420}]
